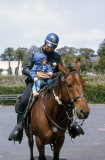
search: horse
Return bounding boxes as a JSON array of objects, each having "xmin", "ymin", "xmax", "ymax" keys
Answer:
[{"xmin": 25, "ymin": 60, "xmax": 90, "ymax": 160}]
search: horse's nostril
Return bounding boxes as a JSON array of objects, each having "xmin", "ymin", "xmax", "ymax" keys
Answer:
[
  {"xmin": 80, "ymin": 109, "xmax": 84, "ymax": 114},
  {"xmin": 80, "ymin": 109, "xmax": 89, "ymax": 118}
]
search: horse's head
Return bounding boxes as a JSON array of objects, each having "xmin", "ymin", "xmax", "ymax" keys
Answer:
[{"xmin": 58, "ymin": 60, "xmax": 90, "ymax": 119}]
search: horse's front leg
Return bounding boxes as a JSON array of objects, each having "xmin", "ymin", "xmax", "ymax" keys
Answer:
[
  {"xmin": 29, "ymin": 134, "xmax": 34, "ymax": 160},
  {"xmin": 53, "ymin": 134, "xmax": 65, "ymax": 160},
  {"xmin": 35, "ymin": 136, "xmax": 46, "ymax": 160},
  {"xmin": 26, "ymin": 124, "xmax": 34, "ymax": 160}
]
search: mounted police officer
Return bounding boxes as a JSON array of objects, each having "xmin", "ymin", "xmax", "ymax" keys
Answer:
[{"xmin": 8, "ymin": 33, "xmax": 84, "ymax": 143}]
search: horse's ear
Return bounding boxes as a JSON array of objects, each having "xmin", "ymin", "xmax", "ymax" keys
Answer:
[
  {"xmin": 58, "ymin": 63, "xmax": 69, "ymax": 75},
  {"xmin": 76, "ymin": 59, "xmax": 81, "ymax": 72}
]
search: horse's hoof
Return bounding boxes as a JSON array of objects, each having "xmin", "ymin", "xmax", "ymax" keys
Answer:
[
  {"xmin": 30, "ymin": 158, "xmax": 35, "ymax": 160},
  {"xmin": 39, "ymin": 155, "xmax": 46, "ymax": 160},
  {"xmin": 53, "ymin": 155, "xmax": 59, "ymax": 160}
]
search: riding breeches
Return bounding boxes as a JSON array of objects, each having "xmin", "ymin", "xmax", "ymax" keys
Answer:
[{"xmin": 17, "ymin": 83, "xmax": 33, "ymax": 113}]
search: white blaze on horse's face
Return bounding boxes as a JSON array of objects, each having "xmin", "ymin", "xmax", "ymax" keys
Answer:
[{"xmin": 58, "ymin": 62, "xmax": 90, "ymax": 119}]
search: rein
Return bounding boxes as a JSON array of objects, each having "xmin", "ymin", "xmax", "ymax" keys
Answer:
[
  {"xmin": 42, "ymin": 70, "xmax": 86, "ymax": 132},
  {"xmin": 53, "ymin": 71, "xmax": 86, "ymax": 107},
  {"xmin": 42, "ymin": 93, "xmax": 66, "ymax": 131}
]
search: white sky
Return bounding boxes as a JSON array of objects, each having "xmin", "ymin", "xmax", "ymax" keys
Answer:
[{"xmin": 0, "ymin": 0, "xmax": 105, "ymax": 54}]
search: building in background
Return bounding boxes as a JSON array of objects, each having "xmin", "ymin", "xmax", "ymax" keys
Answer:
[{"xmin": 0, "ymin": 61, "xmax": 22, "ymax": 75}]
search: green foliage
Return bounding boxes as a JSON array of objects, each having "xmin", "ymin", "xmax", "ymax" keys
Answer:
[
  {"xmin": 0, "ymin": 84, "xmax": 25, "ymax": 105},
  {"xmin": 57, "ymin": 46, "xmax": 78, "ymax": 55},
  {"xmin": 14, "ymin": 47, "xmax": 28, "ymax": 61},
  {"xmin": 7, "ymin": 67, "xmax": 12, "ymax": 75},
  {"xmin": 0, "ymin": 69, "xmax": 3, "ymax": 74},
  {"xmin": 83, "ymin": 77, "xmax": 93, "ymax": 82},
  {"xmin": 0, "ymin": 75, "xmax": 25, "ymax": 85},
  {"xmin": 94, "ymin": 39, "xmax": 105, "ymax": 73},
  {"xmin": 61, "ymin": 54, "xmax": 76, "ymax": 67},
  {"xmin": 85, "ymin": 83, "xmax": 105, "ymax": 103},
  {"xmin": 97, "ymin": 39, "xmax": 105, "ymax": 57},
  {"xmin": 61, "ymin": 54, "xmax": 88, "ymax": 73},
  {"xmin": 0, "ymin": 47, "xmax": 15, "ymax": 61},
  {"xmin": 81, "ymin": 72, "xmax": 94, "ymax": 82},
  {"xmin": 0, "ymin": 85, "xmax": 25, "ymax": 94},
  {"xmin": 0, "ymin": 83, "xmax": 105, "ymax": 104},
  {"xmin": 97, "ymin": 56, "xmax": 105, "ymax": 73},
  {"xmin": 79, "ymin": 48, "xmax": 95, "ymax": 58},
  {"xmin": 0, "ymin": 44, "xmax": 104, "ymax": 75}
]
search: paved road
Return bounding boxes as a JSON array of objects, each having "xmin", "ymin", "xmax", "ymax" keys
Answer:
[{"xmin": 0, "ymin": 104, "xmax": 105, "ymax": 160}]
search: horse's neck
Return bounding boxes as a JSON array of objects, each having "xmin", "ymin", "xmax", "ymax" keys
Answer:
[{"xmin": 46, "ymin": 85, "xmax": 67, "ymax": 125}]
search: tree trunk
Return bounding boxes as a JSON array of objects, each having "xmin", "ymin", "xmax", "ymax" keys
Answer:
[
  {"xmin": 8, "ymin": 56, "xmax": 11, "ymax": 75},
  {"xmin": 16, "ymin": 59, "xmax": 20, "ymax": 75}
]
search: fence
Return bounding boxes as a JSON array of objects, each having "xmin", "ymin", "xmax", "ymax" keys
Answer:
[{"xmin": 0, "ymin": 94, "xmax": 18, "ymax": 105}]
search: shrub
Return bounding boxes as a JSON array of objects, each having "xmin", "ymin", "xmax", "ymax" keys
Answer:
[
  {"xmin": 0, "ymin": 84, "xmax": 25, "ymax": 94},
  {"xmin": 0, "ymin": 69, "xmax": 3, "ymax": 74},
  {"xmin": 0, "ymin": 85, "xmax": 25, "ymax": 105},
  {"xmin": 85, "ymin": 83, "xmax": 105, "ymax": 104},
  {"xmin": 0, "ymin": 83, "xmax": 105, "ymax": 105}
]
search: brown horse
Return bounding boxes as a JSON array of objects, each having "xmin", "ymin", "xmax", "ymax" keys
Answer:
[{"xmin": 25, "ymin": 61, "xmax": 90, "ymax": 160}]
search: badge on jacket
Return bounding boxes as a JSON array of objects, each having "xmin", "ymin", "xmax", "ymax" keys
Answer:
[{"xmin": 52, "ymin": 62, "xmax": 57, "ymax": 66}]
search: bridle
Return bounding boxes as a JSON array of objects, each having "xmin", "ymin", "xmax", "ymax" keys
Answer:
[
  {"xmin": 42, "ymin": 70, "xmax": 86, "ymax": 131},
  {"xmin": 62, "ymin": 70, "xmax": 86, "ymax": 106},
  {"xmin": 53, "ymin": 70, "xmax": 86, "ymax": 107}
]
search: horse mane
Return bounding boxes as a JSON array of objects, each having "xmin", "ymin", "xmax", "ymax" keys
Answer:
[
  {"xmin": 45, "ymin": 72, "xmax": 61, "ymax": 94},
  {"xmin": 45, "ymin": 66, "xmax": 75, "ymax": 95}
]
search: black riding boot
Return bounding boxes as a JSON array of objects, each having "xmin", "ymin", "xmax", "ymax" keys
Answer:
[
  {"xmin": 68, "ymin": 122, "xmax": 84, "ymax": 139},
  {"xmin": 8, "ymin": 112, "xmax": 23, "ymax": 143},
  {"xmin": 67, "ymin": 107, "xmax": 84, "ymax": 139}
]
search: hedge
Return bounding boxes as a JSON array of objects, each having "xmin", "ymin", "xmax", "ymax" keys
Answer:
[
  {"xmin": 85, "ymin": 83, "xmax": 105, "ymax": 104},
  {"xmin": 0, "ymin": 85, "xmax": 25, "ymax": 105},
  {"xmin": 0, "ymin": 84, "xmax": 25, "ymax": 95},
  {"xmin": 0, "ymin": 83, "xmax": 105, "ymax": 104}
]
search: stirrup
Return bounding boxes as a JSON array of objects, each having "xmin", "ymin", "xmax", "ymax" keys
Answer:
[
  {"xmin": 68, "ymin": 122, "xmax": 84, "ymax": 139},
  {"xmin": 8, "ymin": 123, "xmax": 23, "ymax": 143}
]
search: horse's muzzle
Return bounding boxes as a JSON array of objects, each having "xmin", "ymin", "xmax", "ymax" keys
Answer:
[{"xmin": 76, "ymin": 106, "xmax": 90, "ymax": 119}]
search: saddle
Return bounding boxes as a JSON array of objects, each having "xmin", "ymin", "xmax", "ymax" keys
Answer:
[{"xmin": 15, "ymin": 81, "xmax": 48, "ymax": 113}]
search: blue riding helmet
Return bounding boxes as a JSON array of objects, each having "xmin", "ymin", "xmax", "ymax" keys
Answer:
[{"xmin": 45, "ymin": 33, "xmax": 59, "ymax": 48}]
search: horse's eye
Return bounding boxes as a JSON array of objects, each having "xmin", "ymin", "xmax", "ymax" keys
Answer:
[{"xmin": 68, "ymin": 84, "xmax": 72, "ymax": 88}]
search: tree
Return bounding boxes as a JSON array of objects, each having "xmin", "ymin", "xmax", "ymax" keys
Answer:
[
  {"xmin": 95, "ymin": 39, "xmax": 105, "ymax": 73},
  {"xmin": 92, "ymin": 59, "xmax": 99, "ymax": 73},
  {"xmin": 0, "ymin": 48, "xmax": 15, "ymax": 61},
  {"xmin": 97, "ymin": 57, "xmax": 105, "ymax": 73},
  {"xmin": 29, "ymin": 45, "xmax": 38, "ymax": 54},
  {"xmin": 67, "ymin": 47, "xmax": 78, "ymax": 55},
  {"xmin": 61, "ymin": 54, "xmax": 76, "ymax": 67},
  {"xmin": 57, "ymin": 46, "xmax": 77, "ymax": 55},
  {"xmin": 79, "ymin": 48, "xmax": 95, "ymax": 59},
  {"xmin": 97, "ymin": 39, "xmax": 105, "ymax": 57},
  {"xmin": 0, "ymin": 53, "xmax": 8, "ymax": 61},
  {"xmin": 14, "ymin": 48, "xmax": 28, "ymax": 75},
  {"xmin": 78, "ymin": 48, "xmax": 95, "ymax": 71},
  {"xmin": 4, "ymin": 48, "xmax": 14, "ymax": 75}
]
